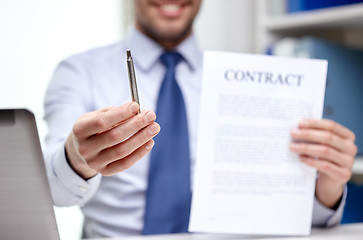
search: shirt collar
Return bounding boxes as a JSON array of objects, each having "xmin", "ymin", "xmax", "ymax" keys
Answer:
[
  {"xmin": 125, "ymin": 27, "xmax": 163, "ymax": 72},
  {"xmin": 176, "ymin": 32, "xmax": 201, "ymax": 71},
  {"xmin": 124, "ymin": 26, "xmax": 201, "ymax": 72}
]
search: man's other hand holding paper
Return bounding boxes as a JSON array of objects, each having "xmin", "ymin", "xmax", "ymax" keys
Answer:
[{"xmin": 290, "ymin": 119, "xmax": 357, "ymax": 209}]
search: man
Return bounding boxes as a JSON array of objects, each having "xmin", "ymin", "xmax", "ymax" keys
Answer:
[{"xmin": 44, "ymin": 0, "xmax": 357, "ymax": 238}]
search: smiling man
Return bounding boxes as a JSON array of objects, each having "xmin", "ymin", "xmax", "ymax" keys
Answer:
[
  {"xmin": 134, "ymin": 0, "xmax": 201, "ymax": 49},
  {"xmin": 44, "ymin": 0, "xmax": 357, "ymax": 238}
]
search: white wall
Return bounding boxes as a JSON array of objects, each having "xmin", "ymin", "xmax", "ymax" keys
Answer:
[
  {"xmin": 0, "ymin": 0, "xmax": 255, "ymax": 239},
  {"xmin": 0, "ymin": 1, "xmax": 124, "ymax": 239},
  {"xmin": 195, "ymin": 0, "xmax": 255, "ymax": 53},
  {"xmin": 0, "ymin": 0, "xmax": 124, "ymax": 147}
]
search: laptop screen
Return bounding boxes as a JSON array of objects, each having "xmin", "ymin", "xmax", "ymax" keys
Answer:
[{"xmin": 0, "ymin": 109, "xmax": 60, "ymax": 240}]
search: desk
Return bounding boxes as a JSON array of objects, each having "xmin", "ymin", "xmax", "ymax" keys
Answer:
[{"xmin": 89, "ymin": 223, "xmax": 363, "ymax": 240}]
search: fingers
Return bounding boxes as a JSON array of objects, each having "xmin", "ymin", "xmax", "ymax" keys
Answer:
[
  {"xmin": 291, "ymin": 128, "xmax": 357, "ymax": 155},
  {"xmin": 290, "ymin": 118, "xmax": 357, "ymax": 188},
  {"xmin": 302, "ymin": 154, "xmax": 348, "ymax": 208},
  {"xmin": 299, "ymin": 156, "xmax": 352, "ymax": 184},
  {"xmin": 291, "ymin": 119, "xmax": 358, "ymax": 157},
  {"xmin": 87, "ymin": 110, "xmax": 157, "ymax": 152},
  {"xmin": 290, "ymin": 119, "xmax": 357, "ymax": 168},
  {"xmin": 289, "ymin": 119, "xmax": 356, "ymax": 208},
  {"xmin": 290, "ymin": 142, "xmax": 354, "ymax": 168},
  {"xmin": 67, "ymin": 103, "xmax": 159, "ymax": 178},
  {"xmin": 73, "ymin": 102, "xmax": 140, "ymax": 139},
  {"xmin": 299, "ymin": 118, "xmax": 356, "ymax": 141},
  {"xmin": 100, "ymin": 140, "xmax": 155, "ymax": 176},
  {"xmin": 89, "ymin": 122, "xmax": 160, "ymax": 168}
]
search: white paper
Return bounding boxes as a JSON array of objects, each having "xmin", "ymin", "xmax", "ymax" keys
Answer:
[{"xmin": 189, "ymin": 51, "xmax": 327, "ymax": 236}]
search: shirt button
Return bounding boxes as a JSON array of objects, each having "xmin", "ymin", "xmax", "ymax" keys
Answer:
[{"xmin": 79, "ymin": 186, "xmax": 88, "ymax": 193}]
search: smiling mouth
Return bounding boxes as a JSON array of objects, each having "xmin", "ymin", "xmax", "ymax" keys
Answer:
[
  {"xmin": 161, "ymin": 4, "xmax": 181, "ymax": 13},
  {"xmin": 157, "ymin": 1, "xmax": 189, "ymax": 17}
]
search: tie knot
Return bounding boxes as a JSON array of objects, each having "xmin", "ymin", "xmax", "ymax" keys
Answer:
[{"xmin": 160, "ymin": 51, "xmax": 183, "ymax": 69}]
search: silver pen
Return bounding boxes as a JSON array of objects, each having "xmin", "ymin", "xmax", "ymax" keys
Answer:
[{"xmin": 126, "ymin": 49, "xmax": 141, "ymax": 113}]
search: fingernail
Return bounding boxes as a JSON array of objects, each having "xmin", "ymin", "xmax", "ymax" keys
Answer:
[
  {"xmin": 129, "ymin": 102, "xmax": 139, "ymax": 113},
  {"xmin": 146, "ymin": 140, "xmax": 155, "ymax": 150},
  {"xmin": 148, "ymin": 123, "xmax": 160, "ymax": 135},
  {"xmin": 144, "ymin": 111, "xmax": 156, "ymax": 123}
]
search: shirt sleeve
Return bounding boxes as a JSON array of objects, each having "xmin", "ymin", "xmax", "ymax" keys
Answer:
[
  {"xmin": 43, "ymin": 57, "xmax": 101, "ymax": 206},
  {"xmin": 312, "ymin": 184, "xmax": 347, "ymax": 227}
]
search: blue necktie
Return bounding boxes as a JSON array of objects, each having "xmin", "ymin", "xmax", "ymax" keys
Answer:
[{"xmin": 142, "ymin": 51, "xmax": 191, "ymax": 234}]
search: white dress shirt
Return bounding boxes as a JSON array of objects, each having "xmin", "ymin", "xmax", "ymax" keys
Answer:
[{"xmin": 44, "ymin": 27, "xmax": 346, "ymax": 238}]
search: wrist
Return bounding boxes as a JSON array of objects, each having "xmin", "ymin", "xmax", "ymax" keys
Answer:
[
  {"xmin": 65, "ymin": 134, "xmax": 98, "ymax": 180},
  {"xmin": 315, "ymin": 179, "xmax": 344, "ymax": 209}
]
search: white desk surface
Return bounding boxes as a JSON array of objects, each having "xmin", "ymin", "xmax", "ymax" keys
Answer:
[{"xmin": 88, "ymin": 223, "xmax": 363, "ymax": 240}]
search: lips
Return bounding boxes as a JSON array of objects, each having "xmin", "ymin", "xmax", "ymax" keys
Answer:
[
  {"xmin": 161, "ymin": 4, "xmax": 181, "ymax": 12},
  {"xmin": 157, "ymin": 2, "xmax": 186, "ymax": 18}
]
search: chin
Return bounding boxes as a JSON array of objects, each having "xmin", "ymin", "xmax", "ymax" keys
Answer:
[
  {"xmin": 156, "ymin": 21, "xmax": 192, "ymax": 40},
  {"xmin": 160, "ymin": 28, "xmax": 186, "ymax": 39},
  {"xmin": 137, "ymin": 17, "xmax": 193, "ymax": 48}
]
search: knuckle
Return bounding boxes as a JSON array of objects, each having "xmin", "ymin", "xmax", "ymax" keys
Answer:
[
  {"xmin": 139, "ymin": 131, "xmax": 151, "ymax": 144},
  {"xmin": 114, "ymin": 145, "xmax": 128, "ymax": 159},
  {"xmin": 135, "ymin": 118, "xmax": 144, "ymax": 129},
  {"xmin": 321, "ymin": 146, "xmax": 331, "ymax": 155},
  {"xmin": 301, "ymin": 130, "xmax": 309, "ymax": 138},
  {"xmin": 77, "ymin": 145, "xmax": 88, "ymax": 158},
  {"xmin": 107, "ymin": 130, "xmax": 119, "ymax": 144},
  {"xmin": 322, "ymin": 162, "xmax": 331, "ymax": 171},
  {"xmin": 120, "ymin": 106, "xmax": 131, "ymax": 119},
  {"xmin": 326, "ymin": 120, "xmax": 337, "ymax": 131},
  {"xmin": 94, "ymin": 115, "xmax": 107, "ymax": 130},
  {"xmin": 72, "ymin": 124, "xmax": 84, "ymax": 137},
  {"xmin": 325, "ymin": 132, "xmax": 335, "ymax": 142},
  {"xmin": 299, "ymin": 144, "xmax": 308, "ymax": 151}
]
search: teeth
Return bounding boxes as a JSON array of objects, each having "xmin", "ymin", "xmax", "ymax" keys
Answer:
[{"xmin": 161, "ymin": 4, "xmax": 180, "ymax": 12}]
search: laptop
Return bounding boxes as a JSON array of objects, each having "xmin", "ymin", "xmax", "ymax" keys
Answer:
[{"xmin": 0, "ymin": 109, "xmax": 60, "ymax": 240}]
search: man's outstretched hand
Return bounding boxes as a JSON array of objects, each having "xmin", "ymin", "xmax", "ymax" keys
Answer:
[{"xmin": 65, "ymin": 102, "xmax": 160, "ymax": 179}]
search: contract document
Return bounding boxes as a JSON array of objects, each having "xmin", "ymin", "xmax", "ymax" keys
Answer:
[{"xmin": 189, "ymin": 51, "xmax": 327, "ymax": 236}]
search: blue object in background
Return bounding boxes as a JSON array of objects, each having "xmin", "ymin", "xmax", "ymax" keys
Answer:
[
  {"xmin": 287, "ymin": 0, "xmax": 363, "ymax": 13},
  {"xmin": 342, "ymin": 183, "xmax": 363, "ymax": 223},
  {"xmin": 294, "ymin": 38, "xmax": 363, "ymax": 223},
  {"xmin": 297, "ymin": 37, "xmax": 363, "ymax": 156},
  {"xmin": 270, "ymin": 37, "xmax": 363, "ymax": 223}
]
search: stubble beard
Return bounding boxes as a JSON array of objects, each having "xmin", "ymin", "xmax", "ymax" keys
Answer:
[{"xmin": 139, "ymin": 20, "xmax": 194, "ymax": 49}]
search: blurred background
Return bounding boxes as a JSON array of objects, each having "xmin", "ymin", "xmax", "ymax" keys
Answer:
[
  {"xmin": 1, "ymin": 0, "xmax": 363, "ymax": 239},
  {"xmin": 0, "ymin": 0, "xmax": 255, "ymax": 239}
]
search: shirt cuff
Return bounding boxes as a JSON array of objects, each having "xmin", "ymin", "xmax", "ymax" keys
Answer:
[
  {"xmin": 312, "ymin": 184, "xmax": 347, "ymax": 227},
  {"xmin": 52, "ymin": 146, "xmax": 102, "ymax": 206}
]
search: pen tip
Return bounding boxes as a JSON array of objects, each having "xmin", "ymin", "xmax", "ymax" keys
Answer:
[{"xmin": 127, "ymin": 49, "xmax": 131, "ymax": 58}]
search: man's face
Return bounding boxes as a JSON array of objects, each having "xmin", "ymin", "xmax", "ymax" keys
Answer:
[{"xmin": 134, "ymin": 0, "xmax": 202, "ymax": 48}]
